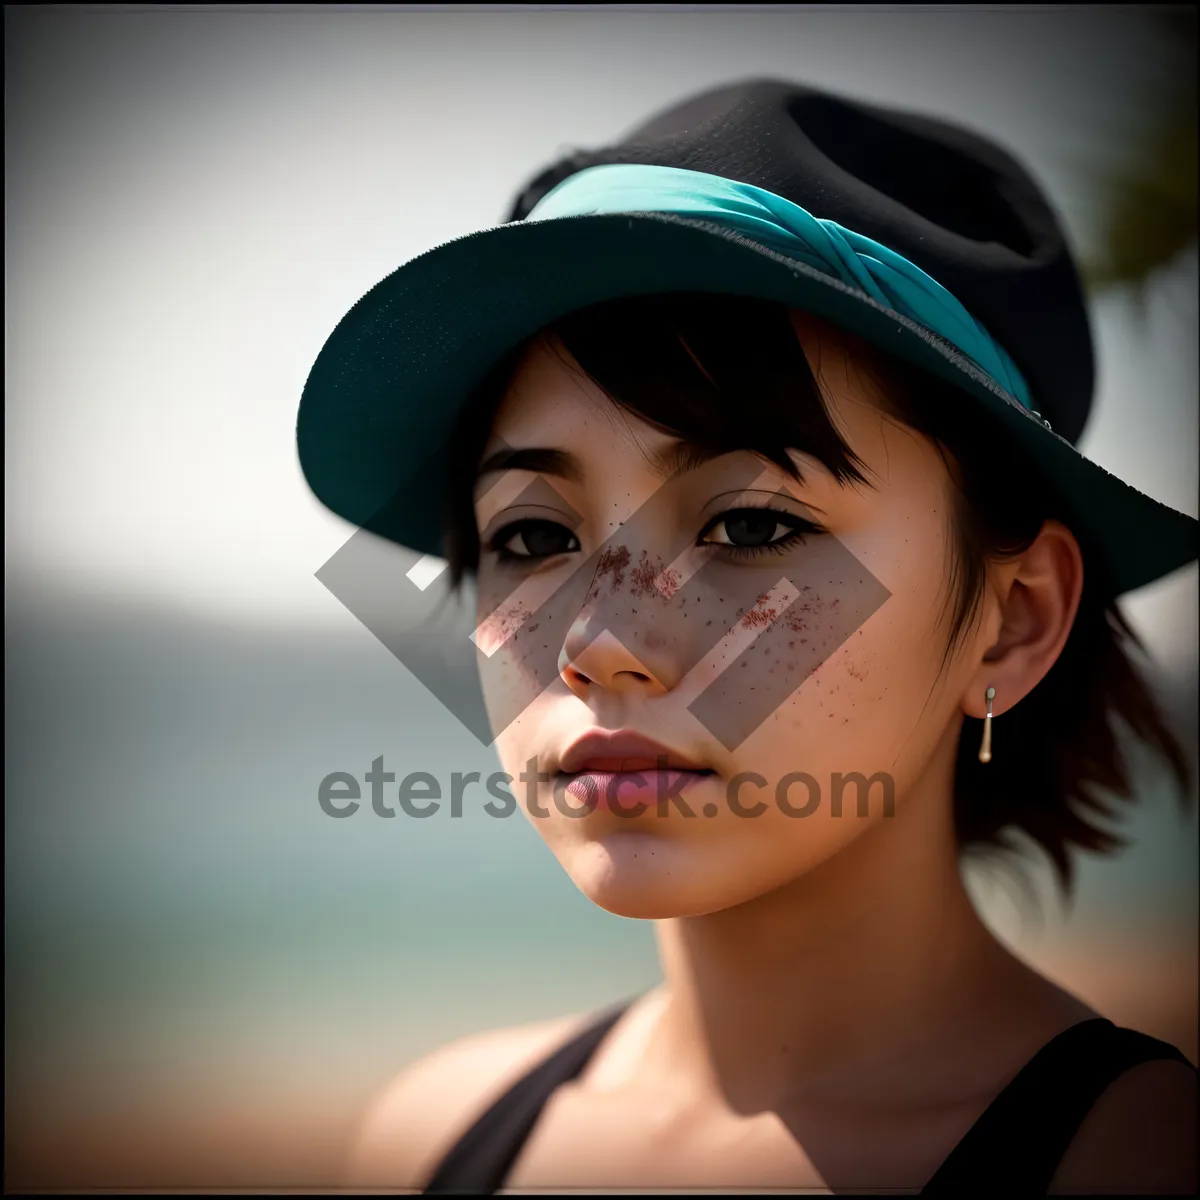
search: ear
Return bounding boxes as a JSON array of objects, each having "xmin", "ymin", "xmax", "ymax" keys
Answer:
[{"xmin": 960, "ymin": 519, "xmax": 1084, "ymax": 719}]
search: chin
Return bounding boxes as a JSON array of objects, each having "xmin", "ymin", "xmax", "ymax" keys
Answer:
[{"xmin": 558, "ymin": 832, "xmax": 748, "ymax": 920}]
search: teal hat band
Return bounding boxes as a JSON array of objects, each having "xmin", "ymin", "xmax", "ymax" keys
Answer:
[{"xmin": 526, "ymin": 163, "xmax": 1035, "ymax": 411}]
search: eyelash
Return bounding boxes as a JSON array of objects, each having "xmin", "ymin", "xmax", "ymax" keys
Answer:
[
  {"xmin": 697, "ymin": 507, "xmax": 821, "ymax": 558},
  {"xmin": 487, "ymin": 507, "xmax": 822, "ymax": 564},
  {"xmin": 487, "ymin": 519, "xmax": 581, "ymax": 564}
]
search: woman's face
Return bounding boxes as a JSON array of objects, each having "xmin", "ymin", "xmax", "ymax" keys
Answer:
[{"xmin": 471, "ymin": 310, "xmax": 982, "ymax": 920}]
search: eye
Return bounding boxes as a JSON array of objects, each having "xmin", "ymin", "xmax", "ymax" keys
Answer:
[
  {"xmin": 698, "ymin": 507, "xmax": 819, "ymax": 556},
  {"xmin": 490, "ymin": 518, "xmax": 581, "ymax": 561}
]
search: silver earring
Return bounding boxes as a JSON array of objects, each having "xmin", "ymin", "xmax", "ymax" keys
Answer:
[{"xmin": 978, "ymin": 686, "xmax": 995, "ymax": 764}]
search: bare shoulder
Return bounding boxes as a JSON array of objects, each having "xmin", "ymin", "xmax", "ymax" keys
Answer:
[
  {"xmin": 1050, "ymin": 1055, "xmax": 1198, "ymax": 1194},
  {"xmin": 343, "ymin": 1011, "xmax": 590, "ymax": 1191}
]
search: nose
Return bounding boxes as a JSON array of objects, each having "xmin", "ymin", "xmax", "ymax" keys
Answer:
[{"xmin": 558, "ymin": 622, "xmax": 675, "ymax": 701}]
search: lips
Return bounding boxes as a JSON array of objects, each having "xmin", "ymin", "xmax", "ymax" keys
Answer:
[{"xmin": 558, "ymin": 729, "xmax": 711, "ymax": 775}]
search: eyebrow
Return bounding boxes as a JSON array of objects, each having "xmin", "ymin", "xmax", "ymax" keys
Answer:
[
  {"xmin": 476, "ymin": 446, "xmax": 583, "ymax": 483},
  {"xmin": 475, "ymin": 439, "xmax": 725, "ymax": 484}
]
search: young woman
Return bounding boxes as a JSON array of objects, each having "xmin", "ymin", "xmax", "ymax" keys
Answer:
[{"xmin": 298, "ymin": 80, "xmax": 1198, "ymax": 1192}]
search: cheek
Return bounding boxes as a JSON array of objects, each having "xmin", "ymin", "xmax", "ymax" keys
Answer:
[
  {"xmin": 729, "ymin": 547, "xmax": 952, "ymax": 794},
  {"xmin": 740, "ymin": 620, "xmax": 912, "ymax": 779},
  {"xmin": 490, "ymin": 692, "xmax": 555, "ymax": 780},
  {"xmin": 473, "ymin": 564, "xmax": 582, "ymax": 748},
  {"xmin": 474, "ymin": 597, "xmax": 535, "ymax": 657}
]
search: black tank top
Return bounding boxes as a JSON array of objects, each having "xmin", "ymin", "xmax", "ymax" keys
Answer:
[{"xmin": 421, "ymin": 1001, "xmax": 1194, "ymax": 1194}]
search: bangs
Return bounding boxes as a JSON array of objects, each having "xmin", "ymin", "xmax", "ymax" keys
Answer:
[
  {"xmin": 443, "ymin": 291, "xmax": 875, "ymax": 586},
  {"xmin": 547, "ymin": 292, "xmax": 872, "ymax": 491}
]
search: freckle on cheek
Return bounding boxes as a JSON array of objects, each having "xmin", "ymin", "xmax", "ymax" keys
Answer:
[
  {"xmin": 595, "ymin": 545, "xmax": 630, "ymax": 591},
  {"xmin": 741, "ymin": 607, "xmax": 777, "ymax": 630},
  {"xmin": 628, "ymin": 551, "xmax": 679, "ymax": 600},
  {"xmin": 481, "ymin": 602, "xmax": 533, "ymax": 647}
]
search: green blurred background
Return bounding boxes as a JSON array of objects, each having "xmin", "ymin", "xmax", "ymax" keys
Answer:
[{"xmin": 6, "ymin": 4, "xmax": 1197, "ymax": 1190}]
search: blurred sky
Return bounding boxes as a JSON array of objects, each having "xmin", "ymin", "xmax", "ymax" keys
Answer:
[{"xmin": 5, "ymin": 4, "xmax": 1198, "ymax": 1189}]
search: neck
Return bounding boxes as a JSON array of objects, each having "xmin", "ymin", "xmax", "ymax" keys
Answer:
[{"xmin": 645, "ymin": 732, "xmax": 1013, "ymax": 1112}]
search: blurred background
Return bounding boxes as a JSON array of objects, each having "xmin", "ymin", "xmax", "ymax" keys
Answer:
[{"xmin": 6, "ymin": 4, "xmax": 1197, "ymax": 1191}]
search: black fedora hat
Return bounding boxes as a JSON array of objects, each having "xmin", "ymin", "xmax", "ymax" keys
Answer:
[{"xmin": 296, "ymin": 77, "xmax": 1197, "ymax": 596}]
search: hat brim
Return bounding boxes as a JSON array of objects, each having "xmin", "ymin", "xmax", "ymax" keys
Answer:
[{"xmin": 297, "ymin": 212, "xmax": 1197, "ymax": 596}]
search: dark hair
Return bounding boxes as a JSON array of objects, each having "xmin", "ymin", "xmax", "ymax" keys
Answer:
[{"xmin": 441, "ymin": 291, "xmax": 1191, "ymax": 895}]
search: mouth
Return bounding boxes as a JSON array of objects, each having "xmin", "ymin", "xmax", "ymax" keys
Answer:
[
  {"xmin": 555, "ymin": 729, "xmax": 716, "ymax": 810},
  {"xmin": 558, "ymin": 729, "xmax": 711, "ymax": 775}
]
